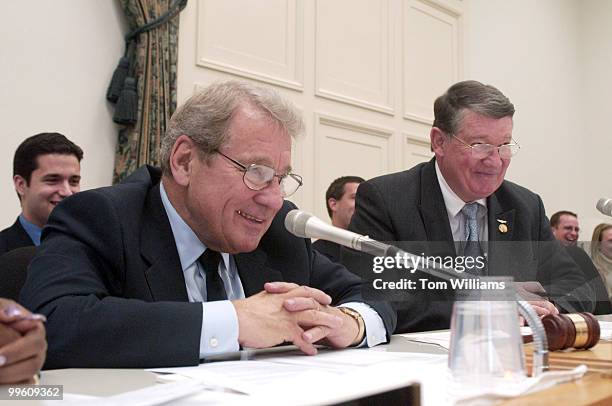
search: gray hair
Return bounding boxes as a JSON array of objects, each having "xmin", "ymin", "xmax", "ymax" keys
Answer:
[
  {"xmin": 433, "ymin": 80, "xmax": 515, "ymax": 135},
  {"xmin": 161, "ymin": 80, "xmax": 304, "ymax": 174}
]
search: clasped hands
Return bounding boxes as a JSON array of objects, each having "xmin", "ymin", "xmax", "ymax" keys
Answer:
[
  {"xmin": 233, "ymin": 282, "xmax": 361, "ymax": 355},
  {"xmin": 0, "ymin": 298, "xmax": 47, "ymax": 384}
]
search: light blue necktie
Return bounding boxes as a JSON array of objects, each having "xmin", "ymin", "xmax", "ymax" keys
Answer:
[{"xmin": 461, "ymin": 203, "xmax": 484, "ymax": 275}]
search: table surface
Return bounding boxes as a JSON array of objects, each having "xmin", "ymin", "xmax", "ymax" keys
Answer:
[
  {"xmin": 503, "ymin": 313, "xmax": 612, "ymax": 405},
  {"xmin": 2, "ymin": 316, "xmax": 611, "ymax": 405},
  {"xmin": 504, "ymin": 341, "xmax": 612, "ymax": 406}
]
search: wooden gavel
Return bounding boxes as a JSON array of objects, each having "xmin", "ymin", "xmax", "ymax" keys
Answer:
[{"xmin": 540, "ymin": 312, "xmax": 600, "ymax": 351}]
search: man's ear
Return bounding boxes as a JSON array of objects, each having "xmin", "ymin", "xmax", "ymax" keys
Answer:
[
  {"xmin": 430, "ymin": 127, "xmax": 447, "ymax": 157},
  {"xmin": 169, "ymin": 135, "xmax": 197, "ymax": 187},
  {"xmin": 328, "ymin": 198, "xmax": 338, "ymax": 214},
  {"xmin": 13, "ymin": 175, "xmax": 27, "ymax": 199}
]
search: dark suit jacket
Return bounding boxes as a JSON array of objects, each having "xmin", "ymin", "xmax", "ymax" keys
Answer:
[
  {"xmin": 0, "ymin": 246, "xmax": 37, "ymax": 301},
  {"xmin": 20, "ymin": 166, "xmax": 395, "ymax": 369},
  {"xmin": 312, "ymin": 239, "xmax": 342, "ymax": 263},
  {"xmin": 564, "ymin": 246, "xmax": 611, "ymax": 315},
  {"xmin": 346, "ymin": 158, "xmax": 593, "ymax": 333},
  {"xmin": 0, "ymin": 218, "xmax": 34, "ymax": 255}
]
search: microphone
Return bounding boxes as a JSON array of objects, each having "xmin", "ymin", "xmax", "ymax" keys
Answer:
[
  {"xmin": 284, "ymin": 209, "xmax": 396, "ymax": 256},
  {"xmin": 284, "ymin": 209, "xmax": 456, "ymax": 278},
  {"xmin": 284, "ymin": 210, "xmax": 550, "ymax": 372},
  {"xmin": 596, "ymin": 198, "xmax": 612, "ymax": 217}
]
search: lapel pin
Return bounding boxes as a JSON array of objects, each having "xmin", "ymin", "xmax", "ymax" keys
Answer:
[{"xmin": 497, "ymin": 219, "xmax": 508, "ymax": 234}]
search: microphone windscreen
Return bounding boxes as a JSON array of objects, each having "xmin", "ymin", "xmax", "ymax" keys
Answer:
[
  {"xmin": 596, "ymin": 198, "xmax": 612, "ymax": 216},
  {"xmin": 284, "ymin": 209, "xmax": 313, "ymax": 238}
]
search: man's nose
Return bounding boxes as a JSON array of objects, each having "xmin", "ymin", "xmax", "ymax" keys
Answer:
[
  {"xmin": 482, "ymin": 149, "xmax": 503, "ymax": 168},
  {"xmin": 57, "ymin": 181, "xmax": 74, "ymax": 197},
  {"xmin": 253, "ymin": 181, "xmax": 284, "ymax": 210}
]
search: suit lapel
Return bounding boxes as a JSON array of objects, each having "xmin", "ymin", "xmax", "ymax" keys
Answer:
[
  {"xmin": 418, "ymin": 160, "xmax": 456, "ymax": 256},
  {"xmin": 486, "ymin": 193, "xmax": 515, "ymax": 276},
  {"xmin": 141, "ymin": 183, "xmax": 189, "ymax": 301},
  {"xmin": 11, "ymin": 218, "xmax": 36, "ymax": 248},
  {"xmin": 235, "ymin": 250, "xmax": 284, "ymax": 297}
]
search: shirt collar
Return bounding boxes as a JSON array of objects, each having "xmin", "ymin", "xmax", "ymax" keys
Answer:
[
  {"xmin": 159, "ymin": 181, "xmax": 230, "ymax": 271},
  {"xmin": 18, "ymin": 214, "xmax": 42, "ymax": 246},
  {"xmin": 434, "ymin": 160, "xmax": 486, "ymax": 218}
]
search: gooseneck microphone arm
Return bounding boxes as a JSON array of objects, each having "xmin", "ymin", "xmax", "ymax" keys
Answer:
[{"xmin": 285, "ymin": 209, "xmax": 549, "ymax": 375}]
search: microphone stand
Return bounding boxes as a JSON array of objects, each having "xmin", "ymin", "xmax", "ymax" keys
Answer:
[
  {"xmin": 348, "ymin": 237, "xmax": 550, "ymax": 376},
  {"xmin": 283, "ymin": 210, "xmax": 549, "ymax": 375}
]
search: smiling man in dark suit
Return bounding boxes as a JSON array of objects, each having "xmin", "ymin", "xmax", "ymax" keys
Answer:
[
  {"xmin": 21, "ymin": 81, "xmax": 395, "ymax": 369},
  {"xmin": 0, "ymin": 133, "xmax": 82, "ymax": 254},
  {"xmin": 346, "ymin": 80, "xmax": 593, "ymax": 333}
]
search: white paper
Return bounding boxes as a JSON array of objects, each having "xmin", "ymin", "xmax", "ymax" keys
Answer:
[
  {"xmin": 598, "ymin": 321, "xmax": 612, "ymax": 341},
  {"xmin": 149, "ymin": 349, "xmax": 445, "ymax": 405},
  {"xmin": 399, "ymin": 331, "xmax": 452, "ymax": 349},
  {"xmin": 55, "ymin": 378, "xmax": 228, "ymax": 406},
  {"xmin": 452, "ymin": 365, "xmax": 588, "ymax": 405}
]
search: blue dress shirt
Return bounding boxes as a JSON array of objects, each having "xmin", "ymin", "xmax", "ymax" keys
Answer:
[{"xmin": 19, "ymin": 214, "xmax": 42, "ymax": 246}]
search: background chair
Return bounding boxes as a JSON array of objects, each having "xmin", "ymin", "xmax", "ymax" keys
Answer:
[{"xmin": 0, "ymin": 246, "xmax": 37, "ymax": 301}]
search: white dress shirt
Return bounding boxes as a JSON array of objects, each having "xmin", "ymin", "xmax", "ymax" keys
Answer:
[{"xmin": 159, "ymin": 183, "xmax": 386, "ymax": 358}]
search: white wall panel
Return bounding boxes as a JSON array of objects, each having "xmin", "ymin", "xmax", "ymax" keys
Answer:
[
  {"xmin": 403, "ymin": 133, "xmax": 433, "ymax": 169},
  {"xmin": 196, "ymin": 0, "xmax": 304, "ymax": 90},
  {"xmin": 403, "ymin": 0, "xmax": 460, "ymax": 123},
  {"xmin": 315, "ymin": 0, "xmax": 394, "ymax": 114},
  {"xmin": 313, "ymin": 113, "xmax": 393, "ymax": 219}
]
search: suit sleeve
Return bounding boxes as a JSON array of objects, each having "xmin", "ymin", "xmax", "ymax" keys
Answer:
[
  {"xmin": 19, "ymin": 191, "xmax": 203, "ymax": 369},
  {"xmin": 343, "ymin": 180, "xmax": 405, "ymax": 296},
  {"xmin": 344, "ymin": 180, "xmax": 395, "ymax": 284},
  {"xmin": 349, "ymin": 181, "xmax": 398, "ymax": 242}
]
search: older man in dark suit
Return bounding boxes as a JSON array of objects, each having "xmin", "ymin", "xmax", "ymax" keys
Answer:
[
  {"xmin": 20, "ymin": 81, "xmax": 395, "ymax": 369},
  {"xmin": 346, "ymin": 80, "xmax": 593, "ymax": 333}
]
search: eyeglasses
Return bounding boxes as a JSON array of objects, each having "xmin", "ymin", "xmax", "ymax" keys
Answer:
[
  {"xmin": 450, "ymin": 134, "xmax": 520, "ymax": 159},
  {"xmin": 215, "ymin": 150, "xmax": 303, "ymax": 197}
]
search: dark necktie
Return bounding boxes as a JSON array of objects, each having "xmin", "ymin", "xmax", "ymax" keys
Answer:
[
  {"xmin": 198, "ymin": 249, "xmax": 227, "ymax": 301},
  {"xmin": 461, "ymin": 203, "xmax": 484, "ymax": 275}
]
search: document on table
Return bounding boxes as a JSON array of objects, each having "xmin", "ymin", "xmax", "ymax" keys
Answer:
[
  {"xmin": 399, "ymin": 327, "xmax": 534, "ymax": 350},
  {"xmin": 598, "ymin": 321, "xmax": 612, "ymax": 341},
  {"xmin": 149, "ymin": 348, "xmax": 447, "ymax": 405},
  {"xmin": 43, "ymin": 379, "xmax": 242, "ymax": 406},
  {"xmin": 399, "ymin": 331, "xmax": 453, "ymax": 349}
]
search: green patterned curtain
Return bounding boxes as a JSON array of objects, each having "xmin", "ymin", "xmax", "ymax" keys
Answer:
[{"xmin": 112, "ymin": 0, "xmax": 185, "ymax": 183}]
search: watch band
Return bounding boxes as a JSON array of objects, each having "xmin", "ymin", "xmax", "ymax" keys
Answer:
[{"xmin": 339, "ymin": 307, "xmax": 365, "ymax": 346}]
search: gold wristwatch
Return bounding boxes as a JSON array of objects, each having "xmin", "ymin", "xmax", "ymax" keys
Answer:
[{"xmin": 339, "ymin": 307, "xmax": 365, "ymax": 346}]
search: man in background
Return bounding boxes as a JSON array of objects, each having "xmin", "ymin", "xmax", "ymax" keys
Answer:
[
  {"xmin": 346, "ymin": 80, "xmax": 593, "ymax": 332},
  {"xmin": 0, "ymin": 133, "xmax": 83, "ymax": 254},
  {"xmin": 550, "ymin": 210, "xmax": 580, "ymax": 246},
  {"xmin": 313, "ymin": 176, "xmax": 364, "ymax": 262}
]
